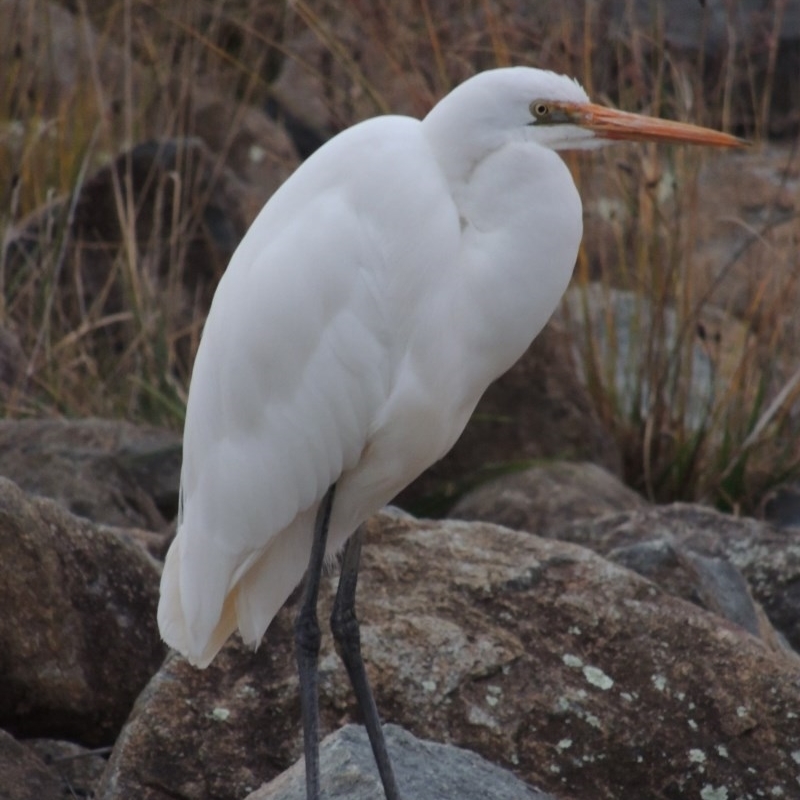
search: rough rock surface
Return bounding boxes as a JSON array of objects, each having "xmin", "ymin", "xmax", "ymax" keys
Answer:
[
  {"xmin": 449, "ymin": 467, "xmax": 793, "ymax": 655},
  {"xmin": 248, "ymin": 724, "xmax": 555, "ymax": 800},
  {"xmin": 0, "ymin": 478, "xmax": 165, "ymax": 745},
  {"xmin": 448, "ymin": 461, "xmax": 646, "ymax": 534},
  {"xmin": 98, "ymin": 512, "xmax": 800, "ymax": 800},
  {"xmin": 554, "ymin": 503, "xmax": 800, "ymax": 654},
  {"xmin": 0, "ymin": 417, "xmax": 180, "ymax": 530}
]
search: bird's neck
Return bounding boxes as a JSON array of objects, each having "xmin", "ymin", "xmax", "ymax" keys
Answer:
[{"xmin": 448, "ymin": 141, "xmax": 583, "ymax": 387}]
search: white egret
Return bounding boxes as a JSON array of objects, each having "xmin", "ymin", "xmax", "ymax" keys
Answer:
[{"xmin": 157, "ymin": 67, "xmax": 743, "ymax": 799}]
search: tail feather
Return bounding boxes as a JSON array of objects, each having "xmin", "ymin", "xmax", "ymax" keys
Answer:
[
  {"xmin": 157, "ymin": 507, "xmax": 320, "ymax": 666},
  {"xmin": 158, "ymin": 535, "xmax": 239, "ymax": 667},
  {"xmin": 233, "ymin": 508, "xmax": 317, "ymax": 646}
]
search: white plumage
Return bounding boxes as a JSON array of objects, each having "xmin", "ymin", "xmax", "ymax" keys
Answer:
[{"xmin": 157, "ymin": 66, "xmax": 742, "ymax": 669}]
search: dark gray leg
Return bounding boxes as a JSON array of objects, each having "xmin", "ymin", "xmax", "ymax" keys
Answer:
[
  {"xmin": 294, "ymin": 483, "xmax": 336, "ymax": 800},
  {"xmin": 330, "ymin": 526, "xmax": 401, "ymax": 800}
]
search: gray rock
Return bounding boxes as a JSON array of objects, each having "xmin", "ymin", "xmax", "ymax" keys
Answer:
[
  {"xmin": 606, "ymin": 0, "xmax": 800, "ymax": 136},
  {"xmin": 763, "ymin": 482, "xmax": 800, "ymax": 529},
  {"xmin": 609, "ymin": 0, "xmax": 800, "ymax": 52},
  {"xmin": 607, "ymin": 539, "xmax": 768, "ymax": 642},
  {"xmin": 248, "ymin": 724, "xmax": 555, "ymax": 800}
]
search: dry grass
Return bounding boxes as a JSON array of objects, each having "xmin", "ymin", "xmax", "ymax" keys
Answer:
[
  {"xmin": 0, "ymin": 0, "xmax": 798, "ymax": 513},
  {"xmin": 560, "ymin": 3, "xmax": 800, "ymax": 513}
]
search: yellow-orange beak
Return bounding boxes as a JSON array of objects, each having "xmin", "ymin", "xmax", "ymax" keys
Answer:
[{"xmin": 560, "ymin": 101, "xmax": 747, "ymax": 148}]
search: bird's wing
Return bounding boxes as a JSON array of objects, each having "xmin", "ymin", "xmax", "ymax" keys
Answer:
[
  {"xmin": 159, "ymin": 116, "xmax": 460, "ymax": 662},
  {"xmin": 175, "ymin": 200, "xmax": 390, "ymax": 649}
]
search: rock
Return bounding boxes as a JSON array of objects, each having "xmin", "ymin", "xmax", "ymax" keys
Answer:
[
  {"xmin": 2, "ymin": 1, "xmax": 300, "ymax": 392},
  {"xmin": 397, "ymin": 325, "xmax": 622, "ymax": 516},
  {"xmin": 97, "ymin": 637, "xmax": 302, "ymax": 800},
  {"xmin": 99, "ymin": 512, "xmax": 800, "ymax": 800},
  {"xmin": 247, "ymin": 724, "xmax": 555, "ymax": 800},
  {"xmin": 187, "ymin": 86, "xmax": 297, "ymax": 209},
  {"xmin": 608, "ymin": 540, "xmax": 781, "ymax": 646},
  {"xmin": 63, "ymin": 0, "xmax": 295, "ymax": 192},
  {"xmin": 0, "ymin": 478, "xmax": 165, "ymax": 745},
  {"xmin": 608, "ymin": 0, "xmax": 800, "ymax": 53},
  {"xmin": 0, "ymin": 417, "xmax": 180, "ymax": 529},
  {"xmin": 24, "ymin": 738, "xmax": 108, "ymax": 799},
  {"xmin": 0, "ymin": 729, "xmax": 62, "ymax": 800},
  {"xmin": 579, "ymin": 141, "xmax": 800, "ymax": 371},
  {"xmin": 554, "ymin": 503, "xmax": 800, "ymax": 654},
  {"xmin": 0, "ymin": 326, "xmax": 25, "ymax": 399},
  {"xmin": 270, "ymin": 0, "xmax": 799, "ymax": 152},
  {"xmin": 0, "ymin": 0, "xmax": 143, "ymax": 119},
  {"xmin": 448, "ymin": 461, "xmax": 646, "ymax": 534},
  {"xmin": 451, "ymin": 467, "xmax": 788, "ymax": 656},
  {"xmin": 268, "ymin": 9, "xmax": 459, "ymax": 151},
  {"xmin": 690, "ymin": 143, "xmax": 800, "ymax": 358},
  {"xmin": 762, "ymin": 481, "xmax": 800, "ymax": 529}
]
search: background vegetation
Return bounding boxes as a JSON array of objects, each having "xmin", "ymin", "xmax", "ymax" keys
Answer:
[{"xmin": 1, "ymin": 0, "xmax": 798, "ymax": 514}]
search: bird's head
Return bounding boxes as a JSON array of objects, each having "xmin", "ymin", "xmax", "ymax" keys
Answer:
[{"xmin": 424, "ymin": 66, "xmax": 745, "ymax": 157}]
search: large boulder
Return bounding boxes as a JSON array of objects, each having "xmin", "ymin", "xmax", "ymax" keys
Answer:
[
  {"xmin": 554, "ymin": 503, "xmax": 800, "ymax": 655},
  {"xmin": 449, "ymin": 465, "xmax": 792, "ymax": 656},
  {"xmin": 98, "ymin": 511, "xmax": 800, "ymax": 800},
  {"xmin": 0, "ymin": 478, "xmax": 165, "ymax": 745}
]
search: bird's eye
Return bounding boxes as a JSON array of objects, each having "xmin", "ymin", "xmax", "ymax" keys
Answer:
[{"xmin": 531, "ymin": 101, "xmax": 551, "ymax": 120}]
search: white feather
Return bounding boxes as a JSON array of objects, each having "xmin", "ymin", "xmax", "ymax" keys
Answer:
[{"xmin": 158, "ymin": 68, "xmax": 585, "ymax": 666}]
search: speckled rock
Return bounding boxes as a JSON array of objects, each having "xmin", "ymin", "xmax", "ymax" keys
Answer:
[
  {"xmin": 448, "ymin": 466, "xmax": 790, "ymax": 655},
  {"xmin": 554, "ymin": 503, "xmax": 800, "ymax": 654},
  {"xmin": 0, "ymin": 477, "xmax": 165, "ymax": 745},
  {"xmin": 99, "ymin": 511, "xmax": 800, "ymax": 800}
]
